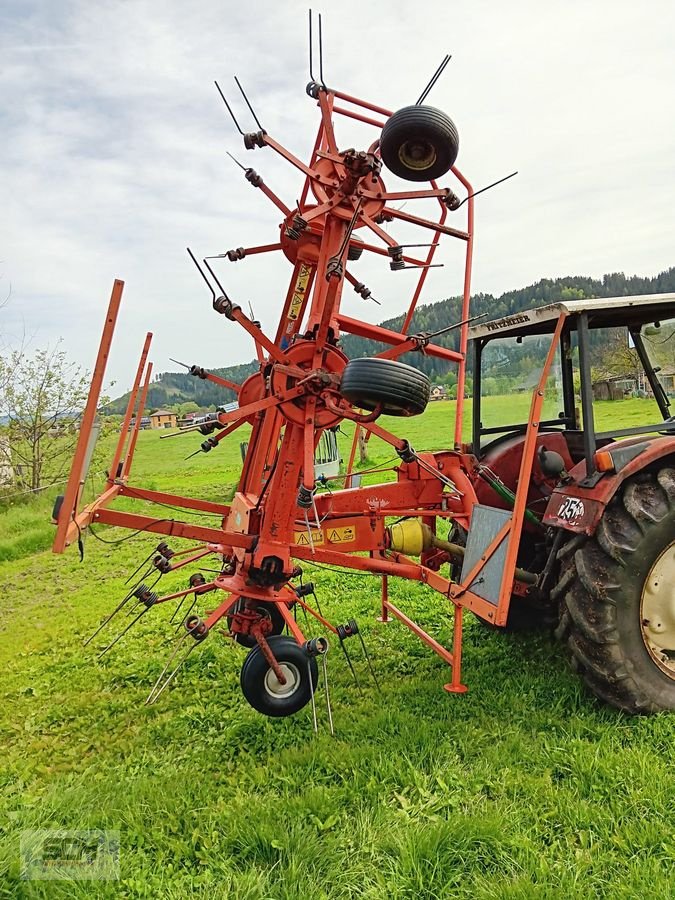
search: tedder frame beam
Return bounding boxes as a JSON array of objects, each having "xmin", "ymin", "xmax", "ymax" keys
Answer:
[{"xmin": 54, "ymin": 279, "xmax": 125, "ymax": 554}]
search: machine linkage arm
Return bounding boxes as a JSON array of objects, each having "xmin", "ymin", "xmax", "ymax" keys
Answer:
[
  {"xmin": 170, "ymin": 358, "xmax": 240, "ymax": 395},
  {"xmin": 212, "ymin": 293, "xmax": 287, "ymax": 364}
]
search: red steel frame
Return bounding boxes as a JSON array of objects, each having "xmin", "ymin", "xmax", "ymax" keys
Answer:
[{"xmin": 54, "ymin": 80, "xmax": 558, "ymax": 697}]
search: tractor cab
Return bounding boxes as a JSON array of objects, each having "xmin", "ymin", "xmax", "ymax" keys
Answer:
[
  {"xmin": 468, "ymin": 293, "xmax": 675, "ymax": 506},
  {"xmin": 466, "ymin": 293, "xmax": 675, "ymax": 712}
]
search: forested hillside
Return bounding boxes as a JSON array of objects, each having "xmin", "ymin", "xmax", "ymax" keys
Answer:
[{"xmin": 107, "ymin": 267, "xmax": 675, "ymax": 413}]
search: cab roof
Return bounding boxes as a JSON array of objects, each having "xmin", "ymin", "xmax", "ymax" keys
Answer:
[{"xmin": 468, "ymin": 292, "xmax": 675, "ymax": 341}]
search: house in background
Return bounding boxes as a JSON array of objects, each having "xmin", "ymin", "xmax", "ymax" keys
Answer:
[
  {"xmin": 657, "ymin": 366, "xmax": 675, "ymax": 396},
  {"xmin": 591, "ymin": 366, "xmax": 675, "ymax": 401},
  {"xmin": 149, "ymin": 409, "xmax": 177, "ymax": 429},
  {"xmin": 592, "ymin": 373, "xmax": 635, "ymax": 401},
  {"xmin": 127, "ymin": 416, "xmax": 151, "ymax": 431}
]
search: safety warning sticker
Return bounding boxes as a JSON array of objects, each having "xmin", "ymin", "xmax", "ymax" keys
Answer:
[
  {"xmin": 293, "ymin": 528, "xmax": 324, "ymax": 546},
  {"xmin": 288, "ymin": 264, "xmax": 312, "ymax": 320},
  {"xmin": 293, "ymin": 525, "xmax": 357, "ymax": 546},
  {"xmin": 327, "ymin": 526, "xmax": 356, "ymax": 543}
]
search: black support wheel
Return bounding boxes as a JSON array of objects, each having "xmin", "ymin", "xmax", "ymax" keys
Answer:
[
  {"xmin": 340, "ymin": 357, "xmax": 431, "ymax": 417},
  {"xmin": 228, "ymin": 600, "xmax": 285, "ymax": 649},
  {"xmin": 553, "ymin": 467, "xmax": 675, "ymax": 713},
  {"xmin": 380, "ymin": 105, "xmax": 459, "ymax": 182},
  {"xmin": 240, "ymin": 636, "xmax": 319, "ymax": 718}
]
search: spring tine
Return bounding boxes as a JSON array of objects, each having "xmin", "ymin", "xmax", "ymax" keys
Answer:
[
  {"xmin": 308, "ymin": 660, "xmax": 318, "ymax": 733},
  {"xmin": 318, "ymin": 12, "xmax": 326, "ymax": 88},
  {"xmin": 175, "ymin": 596, "xmax": 198, "ymax": 633},
  {"xmin": 233, "ymin": 75, "xmax": 264, "ymax": 132},
  {"xmin": 214, "ymin": 80, "xmax": 244, "ymax": 135},
  {"xmin": 308, "ymin": 9, "xmax": 314, "ymax": 81},
  {"xmin": 303, "ymin": 509, "xmax": 315, "ymax": 554},
  {"xmin": 146, "ymin": 632, "xmax": 201, "ymax": 705},
  {"xmin": 311, "ymin": 495, "xmax": 322, "ymax": 533},
  {"xmin": 169, "ymin": 593, "xmax": 188, "ymax": 624},
  {"xmin": 125, "ymin": 574, "xmax": 161, "ymax": 616},
  {"xmin": 415, "ymin": 54, "xmax": 451, "ymax": 105},
  {"xmin": 186, "ymin": 247, "xmax": 216, "ymax": 302},
  {"xmin": 83, "ymin": 592, "xmax": 135, "ymax": 647},
  {"xmin": 202, "ymin": 258, "xmax": 228, "ymax": 297},
  {"xmin": 125, "ymin": 598, "xmax": 143, "ymax": 617},
  {"xmin": 357, "ymin": 631, "xmax": 381, "ymax": 694},
  {"xmin": 455, "ymin": 170, "xmax": 519, "ymax": 209},
  {"xmin": 338, "ymin": 639, "xmax": 363, "ymax": 695},
  {"xmin": 311, "ymin": 588, "xmax": 324, "ymax": 618},
  {"xmin": 97, "ymin": 604, "xmax": 153, "ymax": 659},
  {"xmin": 322, "ymin": 654, "xmax": 334, "ymax": 736},
  {"xmin": 83, "ymin": 576, "xmax": 152, "ymax": 646},
  {"xmin": 133, "ymin": 563, "xmax": 155, "ymax": 589},
  {"xmin": 147, "ymin": 630, "xmax": 190, "ymax": 702},
  {"xmin": 226, "ymin": 150, "xmax": 247, "ymax": 172},
  {"xmin": 146, "ymin": 641, "xmax": 199, "ymax": 705},
  {"xmin": 124, "ymin": 552, "xmax": 155, "ymax": 585}
]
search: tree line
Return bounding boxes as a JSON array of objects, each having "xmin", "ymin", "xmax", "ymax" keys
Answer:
[{"xmin": 105, "ymin": 267, "xmax": 675, "ymax": 413}]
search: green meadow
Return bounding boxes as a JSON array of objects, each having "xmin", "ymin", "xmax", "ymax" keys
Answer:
[{"xmin": 0, "ymin": 396, "xmax": 673, "ymax": 898}]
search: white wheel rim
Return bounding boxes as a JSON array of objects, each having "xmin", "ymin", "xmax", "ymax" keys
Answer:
[
  {"xmin": 641, "ymin": 541, "xmax": 675, "ymax": 679},
  {"xmin": 263, "ymin": 662, "xmax": 301, "ymax": 699}
]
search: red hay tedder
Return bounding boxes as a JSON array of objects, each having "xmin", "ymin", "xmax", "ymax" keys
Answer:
[{"xmin": 53, "ymin": 23, "xmax": 675, "ymax": 721}]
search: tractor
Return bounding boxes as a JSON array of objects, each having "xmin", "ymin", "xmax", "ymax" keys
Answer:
[
  {"xmin": 51, "ymin": 19, "xmax": 675, "ymax": 721},
  {"xmin": 466, "ymin": 297, "xmax": 675, "ymax": 713}
]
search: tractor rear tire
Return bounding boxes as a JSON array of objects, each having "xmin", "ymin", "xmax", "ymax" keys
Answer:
[
  {"xmin": 553, "ymin": 468, "xmax": 675, "ymax": 713},
  {"xmin": 340, "ymin": 358, "xmax": 430, "ymax": 417},
  {"xmin": 380, "ymin": 105, "xmax": 459, "ymax": 182}
]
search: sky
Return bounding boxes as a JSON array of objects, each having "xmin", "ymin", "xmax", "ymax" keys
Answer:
[{"xmin": 2, "ymin": 0, "xmax": 675, "ymax": 395}]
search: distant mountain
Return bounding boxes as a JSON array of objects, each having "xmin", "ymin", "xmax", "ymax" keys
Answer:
[{"xmin": 106, "ymin": 267, "xmax": 675, "ymax": 413}]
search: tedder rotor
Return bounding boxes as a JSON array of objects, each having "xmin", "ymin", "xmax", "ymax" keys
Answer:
[{"xmin": 53, "ymin": 19, "xmax": 675, "ymax": 721}]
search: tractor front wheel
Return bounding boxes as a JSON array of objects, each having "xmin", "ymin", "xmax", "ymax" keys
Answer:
[{"xmin": 554, "ymin": 467, "xmax": 675, "ymax": 713}]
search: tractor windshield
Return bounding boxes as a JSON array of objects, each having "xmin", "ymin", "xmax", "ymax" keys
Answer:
[
  {"xmin": 477, "ymin": 332, "xmax": 565, "ymax": 438},
  {"xmin": 638, "ymin": 317, "xmax": 675, "ymax": 408}
]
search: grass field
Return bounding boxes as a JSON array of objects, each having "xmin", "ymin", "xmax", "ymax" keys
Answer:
[{"xmin": 1, "ymin": 397, "xmax": 673, "ymax": 897}]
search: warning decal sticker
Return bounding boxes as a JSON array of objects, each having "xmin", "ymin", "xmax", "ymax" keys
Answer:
[
  {"xmin": 288, "ymin": 264, "xmax": 312, "ymax": 321},
  {"xmin": 293, "ymin": 529, "xmax": 324, "ymax": 546},
  {"xmin": 293, "ymin": 525, "xmax": 358, "ymax": 546},
  {"xmin": 327, "ymin": 526, "xmax": 356, "ymax": 543}
]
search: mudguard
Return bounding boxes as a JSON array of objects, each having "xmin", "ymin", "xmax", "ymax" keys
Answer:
[{"xmin": 543, "ymin": 435, "xmax": 675, "ymax": 534}]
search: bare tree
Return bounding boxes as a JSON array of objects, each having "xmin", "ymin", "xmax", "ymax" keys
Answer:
[
  {"xmin": 0, "ymin": 343, "xmax": 90, "ymax": 491},
  {"xmin": 593, "ymin": 328, "xmax": 642, "ymax": 382}
]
